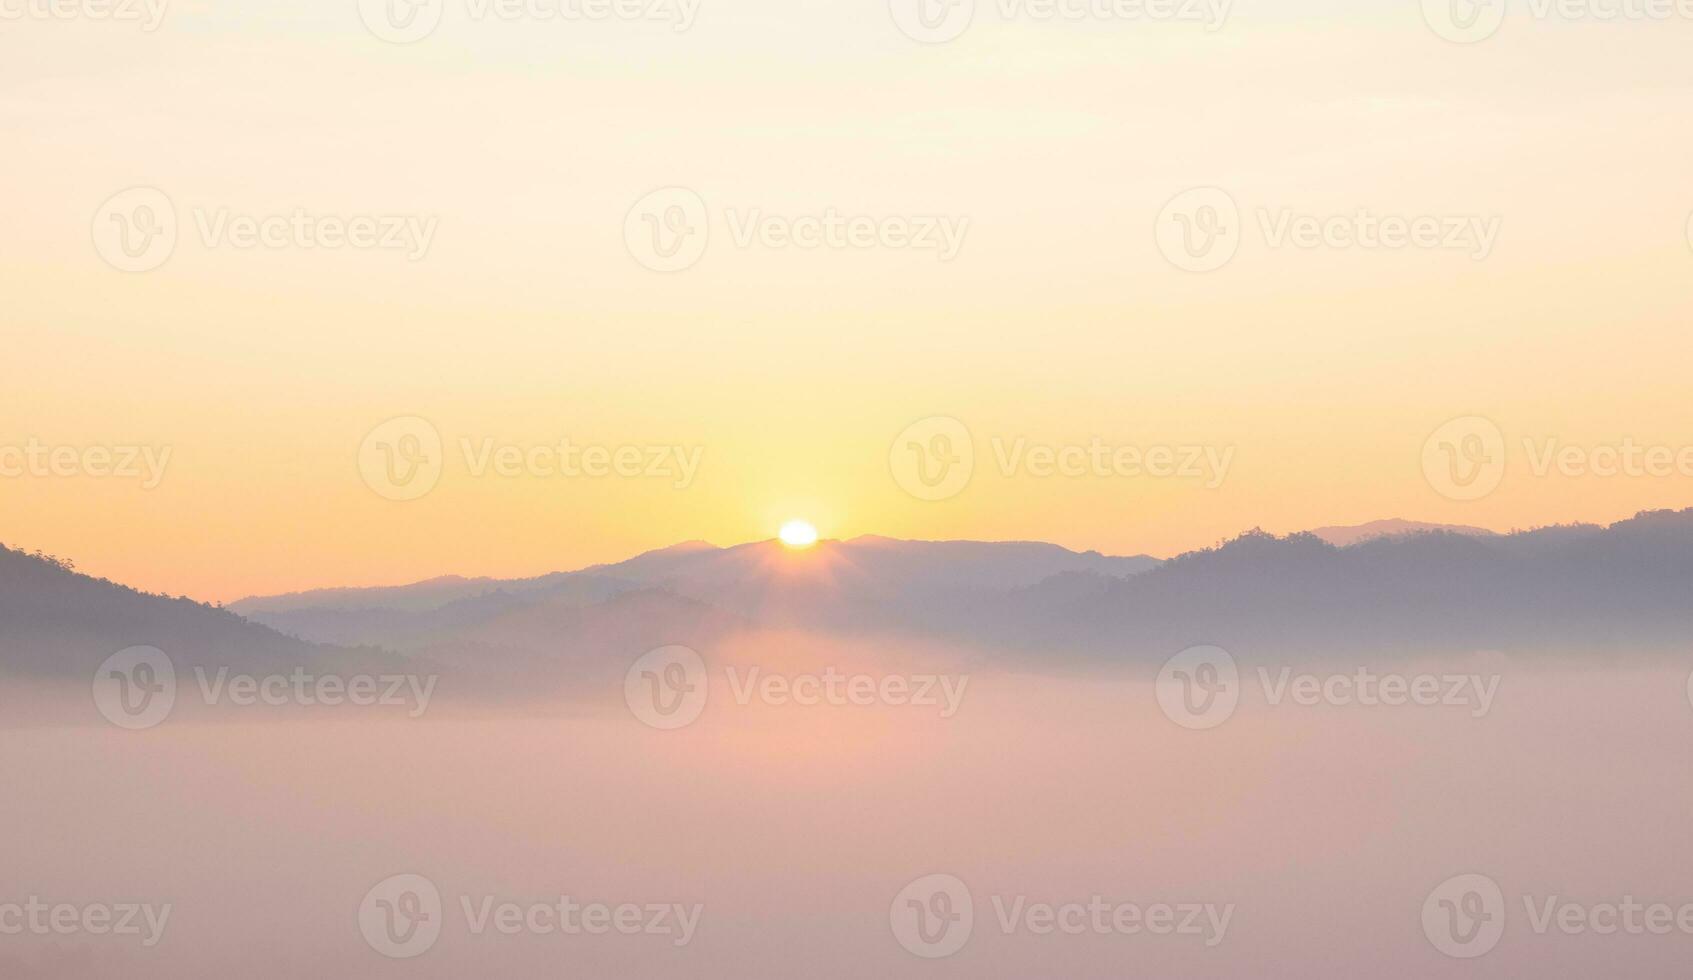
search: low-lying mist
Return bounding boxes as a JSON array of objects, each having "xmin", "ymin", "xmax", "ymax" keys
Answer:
[{"xmin": 5, "ymin": 631, "xmax": 1690, "ymax": 979}]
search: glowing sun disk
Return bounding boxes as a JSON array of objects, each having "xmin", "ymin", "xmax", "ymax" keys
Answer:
[{"xmin": 779, "ymin": 520, "xmax": 818, "ymax": 549}]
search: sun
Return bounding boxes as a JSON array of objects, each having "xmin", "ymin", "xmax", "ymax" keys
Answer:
[{"xmin": 778, "ymin": 520, "xmax": 819, "ymax": 549}]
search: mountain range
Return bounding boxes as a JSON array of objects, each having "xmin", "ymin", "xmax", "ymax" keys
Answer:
[
  {"xmin": 1304, "ymin": 518, "xmax": 1496, "ymax": 547},
  {"xmin": 5, "ymin": 512, "xmax": 1691, "ymax": 696}
]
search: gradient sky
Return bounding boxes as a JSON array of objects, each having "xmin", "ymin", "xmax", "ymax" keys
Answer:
[{"xmin": 4, "ymin": 0, "xmax": 1692, "ymax": 602}]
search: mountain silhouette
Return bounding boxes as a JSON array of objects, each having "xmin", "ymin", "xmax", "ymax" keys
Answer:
[
  {"xmin": 229, "ymin": 512, "xmax": 1693, "ymax": 668},
  {"xmin": 8, "ymin": 512, "xmax": 1693, "ymax": 693},
  {"xmin": 230, "ymin": 537, "xmax": 1160, "ymax": 643},
  {"xmin": 0, "ymin": 543, "xmax": 398, "ymax": 681},
  {"xmin": 1305, "ymin": 518, "xmax": 1497, "ymax": 547},
  {"xmin": 1022, "ymin": 510, "xmax": 1693, "ymax": 661}
]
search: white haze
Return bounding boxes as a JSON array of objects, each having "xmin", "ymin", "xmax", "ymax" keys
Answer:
[{"xmin": 3, "ymin": 633, "xmax": 1690, "ymax": 978}]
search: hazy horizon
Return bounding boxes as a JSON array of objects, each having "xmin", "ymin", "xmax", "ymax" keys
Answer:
[
  {"xmin": 7, "ymin": 0, "xmax": 1693, "ymax": 601},
  {"xmin": 0, "ymin": 510, "xmax": 1637, "ymax": 606},
  {"xmin": 7, "ymin": 1, "xmax": 1693, "ymax": 976}
]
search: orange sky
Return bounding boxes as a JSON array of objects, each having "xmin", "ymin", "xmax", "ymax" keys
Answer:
[{"xmin": 3, "ymin": 1, "xmax": 1692, "ymax": 602}]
